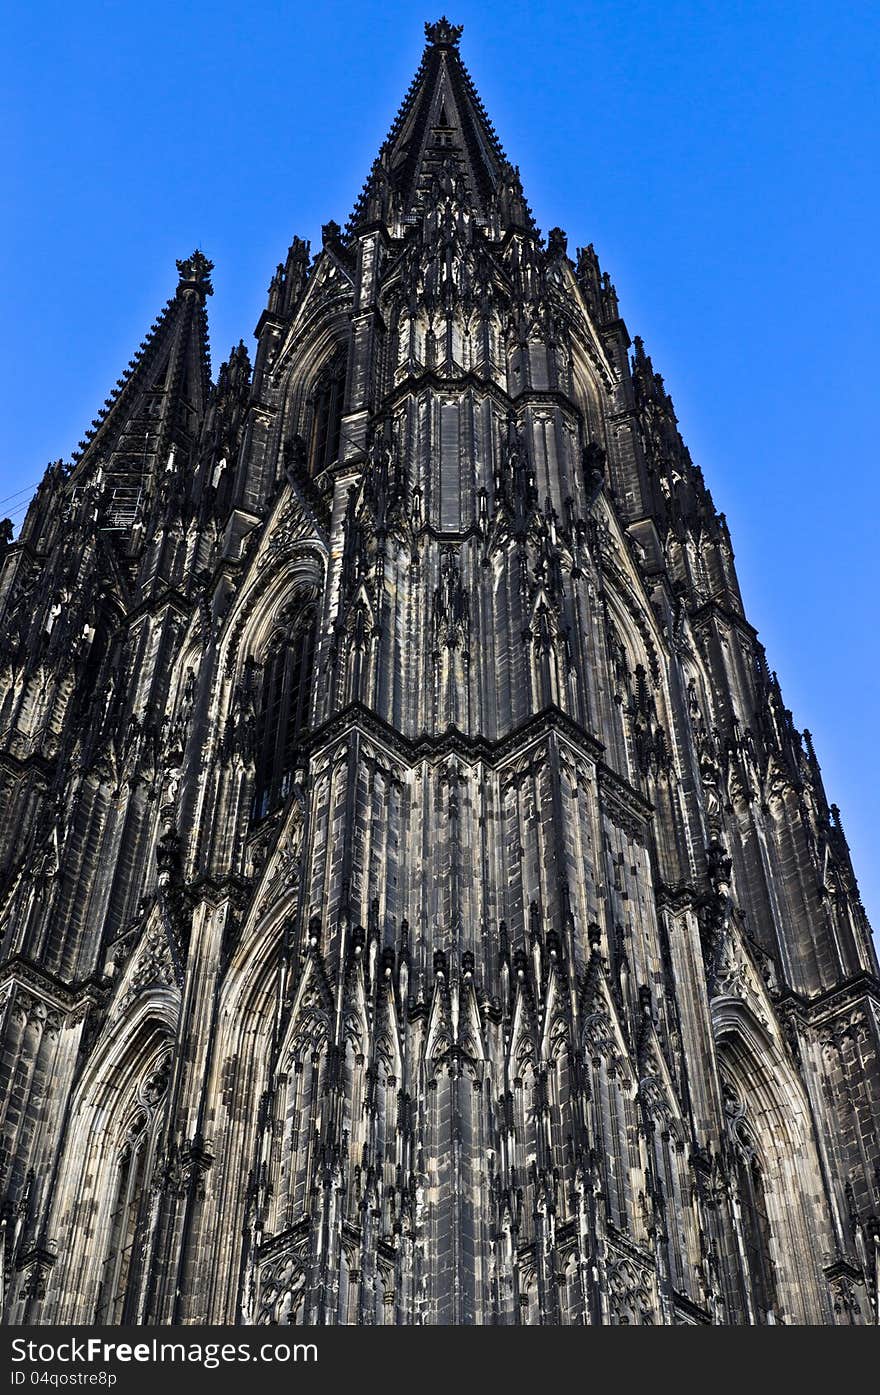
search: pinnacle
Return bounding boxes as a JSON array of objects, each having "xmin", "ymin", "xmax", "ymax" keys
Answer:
[
  {"xmin": 425, "ymin": 17, "xmax": 464, "ymax": 48},
  {"xmin": 176, "ymin": 249, "xmax": 214, "ymax": 298}
]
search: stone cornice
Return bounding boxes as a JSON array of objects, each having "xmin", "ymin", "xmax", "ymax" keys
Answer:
[
  {"xmin": 184, "ymin": 872, "xmax": 251, "ymax": 911},
  {"xmin": 598, "ymin": 763, "xmax": 655, "ymax": 841},
  {"xmin": 655, "ymin": 880, "xmax": 701, "ymax": 912},
  {"xmin": 0, "ymin": 539, "xmax": 42, "ymax": 565},
  {"xmin": 689, "ymin": 597, "xmax": 757, "ymax": 642},
  {"xmin": 0, "ymin": 953, "xmax": 108, "ymax": 1018},
  {"xmin": 119, "ymin": 587, "xmax": 194, "ymax": 631},
  {"xmin": 0, "ymin": 750, "xmax": 54, "ymax": 779},
  {"xmin": 776, "ymin": 970, "xmax": 880, "ymax": 1025},
  {"xmin": 305, "ymin": 702, "xmax": 656, "ymax": 840},
  {"xmin": 306, "ymin": 700, "xmax": 606, "ymax": 772},
  {"xmin": 381, "ymin": 368, "xmax": 590, "ymax": 424}
]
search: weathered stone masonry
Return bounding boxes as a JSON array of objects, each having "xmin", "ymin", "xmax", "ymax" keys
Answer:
[{"xmin": 1, "ymin": 18, "xmax": 878, "ymax": 1325}]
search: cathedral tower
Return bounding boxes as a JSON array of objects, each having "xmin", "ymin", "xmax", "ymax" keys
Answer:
[{"xmin": 1, "ymin": 20, "xmax": 878, "ymax": 1325}]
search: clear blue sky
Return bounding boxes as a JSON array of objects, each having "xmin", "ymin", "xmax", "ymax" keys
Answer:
[{"xmin": 3, "ymin": 1, "xmax": 878, "ymax": 931}]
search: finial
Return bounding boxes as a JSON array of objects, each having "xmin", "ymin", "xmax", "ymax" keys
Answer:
[
  {"xmin": 176, "ymin": 250, "xmax": 214, "ymax": 297},
  {"xmin": 425, "ymin": 17, "xmax": 464, "ymax": 47},
  {"xmin": 547, "ymin": 227, "xmax": 568, "ymax": 259}
]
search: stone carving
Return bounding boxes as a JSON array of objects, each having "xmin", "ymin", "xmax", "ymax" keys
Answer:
[
  {"xmin": 0, "ymin": 19, "xmax": 875, "ymax": 1332},
  {"xmin": 256, "ymin": 1245, "xmax": 307, "ymax": 1325}
]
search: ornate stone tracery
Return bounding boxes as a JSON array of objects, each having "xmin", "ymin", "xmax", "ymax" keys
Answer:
[{"xmin": 0, "ymin": 18, "xmax": 877, "ymax": 1330}]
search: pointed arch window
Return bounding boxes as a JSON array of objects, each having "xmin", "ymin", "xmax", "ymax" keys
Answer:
[
  {"xmin": 96, "ymin": 1120, "xmax": 152, "ymax": 1323},
  {"xmin": 547, "ymin": 1039, "xmax": 574, "ymax": 1225},
  {"xmin": 252, "ymin": 608, "xmax": 317, "ymax": 821},
  {"xmin": 308, "ymin": 353, "xmax": 347, "ymax": 476},
  {"xmin": 722, "ymin": 1079, "xmax": 780, "ymax": 1323},
  {"xmin": 75, "ymin": 605, "xmax": 121, "ymax": 720},
  {"xmin": 95, "ymin": 1054, "xmax": 169, "ymax": 1324},
  {"xmin": 733, "ymin": 1139, "xmax": 779, "ymax": 1323}
]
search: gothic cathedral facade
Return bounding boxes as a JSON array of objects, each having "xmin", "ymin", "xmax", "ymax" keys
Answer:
[{"xmin": 1, "ymin": 20, "xmax": 878, "ymax": 1326}]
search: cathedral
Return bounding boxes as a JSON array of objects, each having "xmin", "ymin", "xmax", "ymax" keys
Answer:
[{"xmin": 1, "ymin": 18, "xmax": 879, "ymax": 1327}]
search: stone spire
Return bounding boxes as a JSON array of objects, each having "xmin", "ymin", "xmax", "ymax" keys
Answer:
[
  {"xmin": 69, "ymin": 250, "xmax": 212, "ymax": 479},
  {"xmin": 347, "ymin": 18, "xmax": 533, "ymax": 233},
  {"xmin": 0, "ymin": 18, "xmax": 877, "ymax": 1333}
]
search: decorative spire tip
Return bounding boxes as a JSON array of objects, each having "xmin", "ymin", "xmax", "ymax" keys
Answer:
[
  {"xmin": 176, "ymin": 250, "xmax": 214, "ymax": 296},
  {"xmin": 425, "ymin": 17, "xmax": 463, "ymax": 47}
]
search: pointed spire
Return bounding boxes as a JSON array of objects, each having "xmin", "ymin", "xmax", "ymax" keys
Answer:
[
  {"xmin": 70, "ymin": 251, "xmax": 212, "ymax": 479},
  {"xmin": 347, "ymin": 19, "xmax": 522, "ymax": 233}
]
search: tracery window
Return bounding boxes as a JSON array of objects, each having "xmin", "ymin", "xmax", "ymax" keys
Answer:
[
  {"xmin": 95, "ymin": 1053, "xmax": 170, "ymax": 1324},
  {"xmin": 723, "ymin": 1079, "xmax": 780, "ymax": 1323},
  {"xmin": 308, "ymin": 353, "xmax": 346, "ymax": 476},
  {"xmin": 252, "ymin": 609, "xmax": 317, "ymax": 821},
  {"xmin": 734, "ymin": 1140, "xmax": 778, "ymax": 1322}
]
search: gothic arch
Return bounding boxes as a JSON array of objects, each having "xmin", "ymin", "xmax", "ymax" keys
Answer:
[
  {"xmin": 303, "ymin": 348, "xmax": 348, "ymax": 477},
  {"xmin": 712, "ymin": 998, "xmax": 834, "ymax": 1323},
  {"xmin": 261, "ymin": 953, "xmax": 334, "ymax": 1237},
  {"xmin": 602, "ymin": 581, "xmax": 663, "ymax": 703},
  {"xmin": 271, "ymin": 1028, "xmax": 330, "ymax": 1233},
  {"xmin": 277, "ymin": 314, "xmax": 351, "ymax": 461},
  {"xmin": 250, "ymin": 606, "xmax": 317, "ymax": 821},
  {"xmin": 209, "ymin": 542, "xmax": 325, "ymax": 844},
  {"xmin": 570, "ymin": 351, "xmax": 605, "ymax": 446},
  {"xmin": 226, "ymin": 541, "xmax": 325, "ymax": 674},
  {"xmin": 637, "ymin": 1047, "xmax": 701, "ymax": 1301},
  {"xmin": 42, "ymin": 993, "xmax": 177, "ymax": 1323},
  {"xmin": 527, "ymin": 587, "xmax": 570, "ymax": 715},
  {"xmin": 602, "ymin": 583, "xmax": 670, "ymax": 783},
  {"xmin": 197, "ymin": 903, "xmax": 286, "ymax": 1321}
]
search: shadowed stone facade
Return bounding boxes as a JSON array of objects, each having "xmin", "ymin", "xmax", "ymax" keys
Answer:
[{"xmin": 1, "ymin": 19, "xmax": 878, "ymax": 1326}]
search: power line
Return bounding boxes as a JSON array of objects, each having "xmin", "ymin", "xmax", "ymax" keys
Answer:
[{"xmin": 0, "ymin": 482, "xmax": 38, "ymax": 509}]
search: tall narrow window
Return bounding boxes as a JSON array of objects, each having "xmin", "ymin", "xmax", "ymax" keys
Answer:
[
  {"xmin": 95, "ymin": 1053, "xmax": 169, "ymax": 1325},
  {"xmin": 723, "ymin": 1078, "xmax": 780, "ymax": 1323},
  {"xmin": 309, "ymin": 354, "xmax": 346, "ymax": 476},
  {"xmin": 252, "ymin": 611, "xmax": 317, "ymax": 821},
  {"xmin": 734, "ymin": 1144, "xmax": 779, "ymax": 1322},
  {"xmin": 439, "ymin": 401, "xmax": 460, "ymax": 530},
  {"xmin": 97, "ymin": 1124, "xmax": 151, "ymax": 1323}
]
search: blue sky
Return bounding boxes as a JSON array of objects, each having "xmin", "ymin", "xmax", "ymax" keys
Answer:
[{"xmin": 3, "ymin": 0, "xmax": 878, "ymax": 930}]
